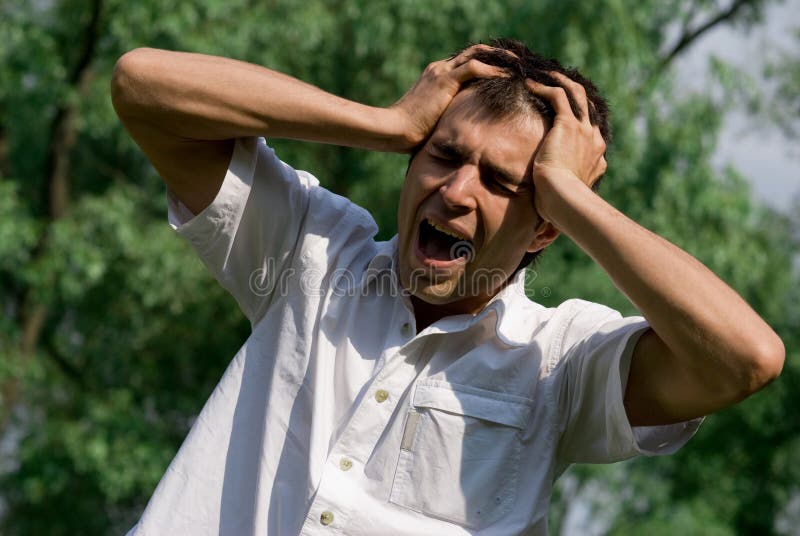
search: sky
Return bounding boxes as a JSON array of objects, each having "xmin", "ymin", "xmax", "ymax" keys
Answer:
[{"xmin": 674, "ymin": 0, "xmax": 800, "ymax": 213}]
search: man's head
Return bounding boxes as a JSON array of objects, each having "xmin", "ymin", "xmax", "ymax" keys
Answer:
[
  {"xmin": 396, "ymin": 38, "xmax": 610, "ymax": 313},
  {"xmin": 461, "ymin": 38, "xmax": 611, "ymax": 269}
]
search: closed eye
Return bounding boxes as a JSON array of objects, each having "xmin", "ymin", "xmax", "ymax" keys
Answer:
[
  {"xmin": 428, "ymin": 148, "xmax": 461, "ymax": 166},
  {"xmin": 431, "ymin": 153, "xmax": 457, "ymax": 165},
  {"xmin": 482, "ymin": 170, "xmax": 531, "ymax": 197},
  {"xmin": 482, "ymin": 174, "xmax": 517, "ymax": 196},
  {"xmin": 427, "ymin": 141, "xmax": 529, "ymax": 196}
]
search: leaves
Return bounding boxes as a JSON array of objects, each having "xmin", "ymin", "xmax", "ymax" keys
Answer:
[{"xmin": 0, "ymin": 0, "xmax": 797, "ymax": 534}]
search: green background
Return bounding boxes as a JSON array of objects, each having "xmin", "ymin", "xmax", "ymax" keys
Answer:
[{"xmin": 1, "ymin": 0, "xmax": 798, "ymax": 534}]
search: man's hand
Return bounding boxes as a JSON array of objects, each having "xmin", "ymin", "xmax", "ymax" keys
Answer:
[
  {"xmin": 526, "ymin": 73, "xmax": 607, "ymax": 222},
  {"xmin": 112, "ymin": 47, "xmax": 511, "ymax": 213},
  {"xmin": 389, "ymin": 45, "xmax": 510, "ymax": 151},
  {"xmin": 523, "ymin": 72, "xmax": 783, "ymax": 427}
]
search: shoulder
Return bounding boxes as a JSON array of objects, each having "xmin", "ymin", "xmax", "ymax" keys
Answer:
[
  {"xmin": 529, "ymin": 298, "xmax": 640, "ymax": 373},
  {"xmin": 510, "ymin": 297, "xmax": 620, "ymax": 344}
]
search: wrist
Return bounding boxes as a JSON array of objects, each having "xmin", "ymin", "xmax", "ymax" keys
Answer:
[
  {"xmin": 533, "ymin": 167, "xmax": 589, "ymax": 226},
  {"xmin": 363, "ymin": 106, "xmax": 418, "ymax": 153}
]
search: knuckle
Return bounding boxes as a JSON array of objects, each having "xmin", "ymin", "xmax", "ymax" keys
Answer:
[
  {"xmin": 571, "ymin": 82, "xmax": 587, "ymax": 98},
  {"xmin": 553, "ymin": 87, "xmax": 571, "ymax": 105},
  {"xmin": 594, "ymin": 133, "xmax": 606, "ymax": 150}
]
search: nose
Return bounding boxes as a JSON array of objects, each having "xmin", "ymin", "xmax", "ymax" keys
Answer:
[{"xmin": 439, "ymin": 165, "xmax": 478, "ymax": 211}]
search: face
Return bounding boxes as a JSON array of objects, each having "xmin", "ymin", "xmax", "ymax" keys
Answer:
[{"xmin": 396, "ymin": 90, "xmax": 558, "ymax": 316}]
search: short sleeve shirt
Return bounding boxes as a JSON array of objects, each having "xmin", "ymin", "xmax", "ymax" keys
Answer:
[{"xmin": 129, "ymin": 137, "xmax": 701, "ymax": 536}]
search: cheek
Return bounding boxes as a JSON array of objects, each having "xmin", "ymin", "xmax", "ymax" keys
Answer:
[
  {"xmin": 397, "ymin": 178, "xmax": 426, "ymax": 237},
  {"xmin": 400, "ymin": 172, "xmax": 440, "ymax": 212},
  {"xmin": 481, "ymin": 201, "xmax": 538, "ymax": 252}
]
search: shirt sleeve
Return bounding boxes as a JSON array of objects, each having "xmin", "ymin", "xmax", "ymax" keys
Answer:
[
  {"xmin": 553, "ymin": 300, "xmax": 703, "ymax": 465},
  {"xmin": 166, "ymin": 137, "xmax": 318, "ymax": 325}
]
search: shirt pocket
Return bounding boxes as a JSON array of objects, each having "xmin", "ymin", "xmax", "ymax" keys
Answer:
[{"xmin": 389, "ymin": 380, "xmax": 533, "ymax": 529}]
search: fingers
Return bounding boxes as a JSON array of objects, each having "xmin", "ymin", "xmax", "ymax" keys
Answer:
[
  {"xmin": 448, "ymin": 44, "xmax": 518, "ymax": 65},
  {"xmin": 450, "ymin": 58, "xmax": 508, "ymax": 84},
  {"xmin": 526, "ymin": 71, "xmax": 607, "ymax": 188},
  {"xmin": 444, "ymin": 44, "xmax": 516, "ymax": 83},
  {"xmin": 588, "ymin": 128, "xmax": 608, "ymax": 186},
  {"xmin": 526, "ymin": 78, "xmax": 574, "ymax": 119},
  {"xmin": 549, "ymin": 72, "xmax": 589, "ymax": 122},
  {"xmin": 526, "ymin": 73, "xmax": 590, "ymax": 124},
  {"xmin": 590, "ymin": 156, "xmax": 608, "ymax": 186},
  {"xmin": 448, "ymin": 44, "xmax": 494, "ymax": 64},
  {"xmin": 592, "ymin": 124, "xmax": 606, "ymax": 154}
]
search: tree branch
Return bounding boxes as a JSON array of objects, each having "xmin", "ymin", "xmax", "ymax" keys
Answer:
[
  {"xmin": 657, "ymin": 0, "xmax": 755, "ymax": 73},
  {"xmin": 43, "ymin": 0, "xmax": 103, "ymax": 219},
  {"xmin": 41, "ymin": 331, "xmax": 86, "ymax": 387},
  {"xmin": 632, "ymin": 0, "xmax": 763, "ymax": 100}
]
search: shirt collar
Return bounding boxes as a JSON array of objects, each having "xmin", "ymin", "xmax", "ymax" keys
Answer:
[
  {"xmin": 360, "ymin": 236, "xmax": 399, "ymax": 290},
  {"xmin": 363, "ymin": 236, "xmax": 542, "ymax": 347}
]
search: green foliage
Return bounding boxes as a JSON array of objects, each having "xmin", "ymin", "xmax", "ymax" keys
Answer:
[{"xmin": 0, "ymin": 0, "xmax": 797, "ymax": 534}]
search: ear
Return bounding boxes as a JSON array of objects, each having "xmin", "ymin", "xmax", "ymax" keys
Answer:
[{"xmin": 527, "ymin": 220, "xmax": 560, "ymax": 253}]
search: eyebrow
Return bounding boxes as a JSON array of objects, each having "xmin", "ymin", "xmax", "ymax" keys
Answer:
[{"xmin": 430, "ymin": 140, "xmax": 525, "ymax": 187}]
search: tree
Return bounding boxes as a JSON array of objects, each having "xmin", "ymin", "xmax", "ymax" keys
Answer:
[{"xmin": 0, "ymin": 0, "xmax": 796, "ymax": 534}]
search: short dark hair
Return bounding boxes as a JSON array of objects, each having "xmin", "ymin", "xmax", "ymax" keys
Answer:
[
  {"xmin": 408, "ymin": 38, "xmax": 611, "ymax": 271},
  {"xmin": 460, "ymin": 38, "xmax": 611, "ymax": 145}
]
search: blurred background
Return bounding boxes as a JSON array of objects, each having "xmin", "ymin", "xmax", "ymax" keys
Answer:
[{"xmin": 0, "ymin": 0, "xmax": 798, "ymax": 534}]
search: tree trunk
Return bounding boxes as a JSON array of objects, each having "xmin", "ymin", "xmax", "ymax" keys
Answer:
[{"xmin": 1, "ymin": 0, "xmax": 103, "ymax": 432}]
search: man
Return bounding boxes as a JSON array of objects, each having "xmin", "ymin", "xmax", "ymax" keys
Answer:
[{"xmin": 111, "ymin": 39, "xmax": 784, "ymax": 535}]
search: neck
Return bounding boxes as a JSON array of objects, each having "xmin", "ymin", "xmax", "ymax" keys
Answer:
[
  {"xmin": 407, "ymin": 272, "xmax": 521, "ymax": 332},
  {"xmin": 410, "ymin": 294, "xmax": 490, "ymax": 332}
]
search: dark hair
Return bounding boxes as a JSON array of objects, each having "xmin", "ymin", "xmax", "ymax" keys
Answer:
[
  {"xmin": 411, "ymin": 38, "xmax": 611, "ymax": 271},
  {"xmin": 466, "ymin": 38, "xmax": 610, "ymax": 270},
  {"xmin": 459, "ymin": 38, "xmax": 611, "ymax": 145}
]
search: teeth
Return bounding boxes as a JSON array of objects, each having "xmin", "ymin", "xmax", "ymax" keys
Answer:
[{"xmin": 427, "ymin": 219, "xmax": 468, "ymax": 241}]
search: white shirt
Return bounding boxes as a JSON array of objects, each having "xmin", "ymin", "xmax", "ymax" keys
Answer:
[{"xmin": 128, "ymin": 137, "xmax": 701, "ymax": 536}]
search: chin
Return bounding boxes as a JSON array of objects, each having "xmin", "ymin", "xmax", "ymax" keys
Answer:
[
  {"xmin": 399, "ymin": 259, "xmax": 462, "ymax": 298},
  {"xmin": 411, "ymin": 285, "xmax": 461, "ymax": 305}
]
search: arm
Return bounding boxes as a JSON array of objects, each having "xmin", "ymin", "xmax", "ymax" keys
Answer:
[
  {"xmin": 110, "ymin": 46, "xmax": 506, "ymax": 214},
  {"xmin": 528, "ymin": 75, "xmax": 785, "ymax": 427}
]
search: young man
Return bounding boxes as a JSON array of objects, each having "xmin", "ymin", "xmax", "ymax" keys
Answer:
[{"xmin": 111, "ymin": 39, "xmax": 784, "ymax": 535}]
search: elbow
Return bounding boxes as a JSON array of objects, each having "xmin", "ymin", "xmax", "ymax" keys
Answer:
[
  {"xmin": 743, "ymin": 332, "xmax": 785, "ymax": 395},
  {"xmin": 110, "ymin": 48, "xmax": 158, "ymax": 119}
]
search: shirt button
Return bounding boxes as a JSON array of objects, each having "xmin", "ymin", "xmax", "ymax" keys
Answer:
[
  {"xmin": 401, "ymin": 322, "xmax": 412, "ymax": 336},
  {"xmin": 339, "ymin": 457, "xmax": 353, "ymax": 471},
  {"xmin": 320, "ymin": 510, "xmax": 334, "ymax": 525},
  {"xmin": 375, "ymin": 389, "xmax": 389, "ymax": 403}
]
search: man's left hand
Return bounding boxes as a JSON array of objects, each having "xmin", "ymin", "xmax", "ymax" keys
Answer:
[{"xmin": 526, "ymin": 73, "xmax": 607, "ymax": 222}]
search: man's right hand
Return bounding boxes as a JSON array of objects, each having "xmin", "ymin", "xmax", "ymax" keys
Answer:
[
  {"xmin": 111, "ymin": 46, "xmax": 508, "ymax": 214},
  {"xmin": 388, "ymin": 44, "xmax": 510, "ymax": 151}
]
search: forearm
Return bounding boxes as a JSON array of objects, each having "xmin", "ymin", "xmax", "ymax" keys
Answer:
[
  {"xmin": 538, "ymin": 172, "xmax": 784, "ymax": 399},
  {"xmin": 111, "ymin": 48, "xmax": 408, "ymax": 151}
]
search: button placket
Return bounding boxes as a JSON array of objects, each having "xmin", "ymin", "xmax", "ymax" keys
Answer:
[
  {"xmin": 333, "ymin": 337, "xmax": 433, "ymax": 464},
  {"xmin": 300, "ymin": 466, "xmax": 351, "ymax": 534},
  {"xmin": 301, "ymin": 339, "xmax": 434, "ymax": 535}
]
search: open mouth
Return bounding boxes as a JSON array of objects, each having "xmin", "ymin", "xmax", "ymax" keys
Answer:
[{"xmin": 417, "ymin": 218, "xmax": 475, "ymax": 264}]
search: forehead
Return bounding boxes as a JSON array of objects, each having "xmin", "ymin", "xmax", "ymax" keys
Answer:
[{"xmin": 430, "ymin": 90, "xmax": 547, "ymax": 174}]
